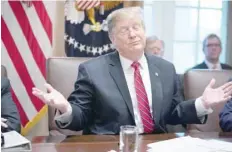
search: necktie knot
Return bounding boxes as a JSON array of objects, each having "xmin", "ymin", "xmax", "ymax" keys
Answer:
[{"xmin": 131, "ymin": 61, "xmax": 140, "ymax": 70}]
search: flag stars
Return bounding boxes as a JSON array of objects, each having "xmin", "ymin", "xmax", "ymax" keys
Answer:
[
  {"xmin": 92, "ymin": 47, "xmax": 98, "ymax": 55},
  {"xmin": 86, "ymin": 46, "xmax": 91, "ymax": 53},
  {"xmin": 98, "ymin": 47, "xmax": 103, "ymax": 55},
  {"xmin": 66, "ymin": 36, "xmax": 113, "ymax": 55},
  {"xmin": 79, "ymin": 44, "xmax": 85, "ymax": 52},
  {"xmin": 74, "ymin": 41, "xmax": 78, "ymax": 48},
  {"xmin": 68, "ymin": 37, "xmax": 74, "ymax": 45},
  {"xmin": 103, "ymin": 45, "xmax": 109, "ymax": 52},
  {"xmin": 64, "ymin": 34, "xmax": 68, "ymax": 41}
]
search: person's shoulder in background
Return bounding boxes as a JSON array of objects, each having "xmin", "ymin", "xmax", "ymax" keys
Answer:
[
  {"xmin": 190, "ymin": 62, "xmax": 208, "ymax": 70},
  {"xmin": 219, "ymin": 78, "xmax": 232, "ymax": 132},
  {"xmin": 1, "ymin": 77, "xmax": 10, "ymax": 94},
  {"xmin": 1, "ymin": 77, "xmax": 21, "ymax": 133},
  {"xmin": 221, "ymin": 63, "xmax": 232, "ymax": 70}
]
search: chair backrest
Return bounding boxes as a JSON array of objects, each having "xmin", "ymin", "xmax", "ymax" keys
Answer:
[
  {"xmin": 184, "ymin": 69, "xmax": 232, "ymax": 132},
  {"xmin": 46, "ymin": 57, "xmax": 91, "ymax": 135}
]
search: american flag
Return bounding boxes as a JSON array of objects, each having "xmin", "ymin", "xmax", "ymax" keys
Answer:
[{"xmin": 1, "ymin": 1, "xmax": 55, "ymax": 135}]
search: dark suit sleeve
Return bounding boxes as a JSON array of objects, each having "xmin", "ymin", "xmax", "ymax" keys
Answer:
[
  {"xmin": 167, "ymin": 67, "xmax": 202, "ymax": 125},
  {"xmin": 219, "ymin": 99, "xmax": 232, "ymax": 132},
  {"xmin": 1, "ymin": 77, "xmax": 21, "ymax": 133},
  {"xmin": 56, "ymin": 64, "xmax": 94, "ymax": 131},
  {"xmin": 219, "ymin": 78, "xmax": 232, "ymax": 132}
]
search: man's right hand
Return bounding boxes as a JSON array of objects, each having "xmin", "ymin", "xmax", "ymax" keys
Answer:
[{"xmin": 32, "ymin": 83, "xmax": 70, "ymax": 113}]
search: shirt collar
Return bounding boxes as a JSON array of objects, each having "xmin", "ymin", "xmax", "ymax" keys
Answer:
[
  {"xmin": 119, "ymin": 54, "xmax": 147, "ymax": 71},
  {"xmin": 204, "ymin": 59, "xmax": 221, "ymax": 70}
]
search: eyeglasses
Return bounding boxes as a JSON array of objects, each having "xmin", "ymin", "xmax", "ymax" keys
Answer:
[{"xmin": 206, "ymin": 44, "xmax": 221, "ymax": 48}]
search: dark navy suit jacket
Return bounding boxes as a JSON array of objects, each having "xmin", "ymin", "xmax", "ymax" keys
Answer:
[
  {"xmin": 1, "ymin": 77, "xmax": 21, "ymax": 133},
  {"xmin": 219, "ymin": 78, "xmax": 232, "ymax": 132},
  {"xmin": 57, "ymin": 52, "xmax": 203, "ymax": 134}
]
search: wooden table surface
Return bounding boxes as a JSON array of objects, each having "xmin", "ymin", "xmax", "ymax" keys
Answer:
[{"xmin": 30, "ymin": 132, "xmax": 232, "ymax": 152}]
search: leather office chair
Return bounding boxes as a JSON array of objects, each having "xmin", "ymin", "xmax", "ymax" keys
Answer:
[
  {"xmin": 46, "ymin": 57, "xmax": 91, "ymax": 135},
  {"xmin": 184, "ymin": 69, "xmax": 232, "ymax": 132}
]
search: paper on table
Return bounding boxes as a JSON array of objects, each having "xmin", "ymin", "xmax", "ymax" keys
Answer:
[
  {"xmin": 147, "ymin": 136, "xmax": 232, "ymax": 152},
  {"xmin": 204, "ymin": 139, "xmax": 232, "ymax": 151},
  {"xmin": 1, "ymin": 131, "xmax": 31, "ymax": 152}
]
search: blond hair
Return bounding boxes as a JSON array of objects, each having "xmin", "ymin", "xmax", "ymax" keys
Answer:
[{"xmin": 106, "ymin": 7, "xmax": 144, "ymax": 35}]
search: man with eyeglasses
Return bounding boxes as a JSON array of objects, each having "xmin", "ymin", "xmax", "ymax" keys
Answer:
[{"xmin": 191, "ymin": 34, "xmax": 232, "ymax": 70}]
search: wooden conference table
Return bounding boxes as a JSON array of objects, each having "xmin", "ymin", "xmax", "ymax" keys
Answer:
[{"xmin": 30, "ymin": 132, "xmax": 232, "ymax": 152}]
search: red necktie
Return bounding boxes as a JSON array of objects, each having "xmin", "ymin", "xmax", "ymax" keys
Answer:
[{"xmin": 131, "ymin": 61, "xmax": 154, "ymax": 133}]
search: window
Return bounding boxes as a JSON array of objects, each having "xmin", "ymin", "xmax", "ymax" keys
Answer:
[
  {"xmin": 173, "ymin": 0, "xmax": 225, "ymax": 73},
  {"xmin": 143, "ymin": 0, "xmax": 227, "ymax": 74}
]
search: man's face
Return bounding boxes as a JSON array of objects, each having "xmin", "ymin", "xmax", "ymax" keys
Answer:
[
  {"xmin": 204, "ymin": 37, "xmax": 221, "ymax": 62},
  {"xmin": 146, "ymin": 40, "xmax": 164, "ymax": 57},
  {"xmin": 110, "ymin": 17, "xmax": 146, "ymax": 60}
]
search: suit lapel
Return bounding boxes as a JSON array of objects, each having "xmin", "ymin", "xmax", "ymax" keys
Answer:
[
  {"xmin": 201, "ymin": 62, "xmax": 209, "ymax": 69},
  {"xmin": 107, "ymin": 52, "xmax": 135, "ymax": 120},
  {"xmin": 146, "ymin": 54, "xmax": 163, "ymax": 125}
]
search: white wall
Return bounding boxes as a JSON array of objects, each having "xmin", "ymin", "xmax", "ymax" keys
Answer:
[{"xmin": 144, "ymin": 1, "xmax": 175, "ymax": 62}]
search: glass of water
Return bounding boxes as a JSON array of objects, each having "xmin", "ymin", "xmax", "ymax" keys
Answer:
[{"xmin": 119, "ymin": 125, "xmax": 139, "ymax": 152}]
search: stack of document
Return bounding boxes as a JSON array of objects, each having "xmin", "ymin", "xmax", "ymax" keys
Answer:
[
  {"xmin": 1, "ymin": 131, "xmax": 31, "ymax": 152},
  {"xmin": 147, "ymin": 136, "xmax": 232, "ymax": 152}
]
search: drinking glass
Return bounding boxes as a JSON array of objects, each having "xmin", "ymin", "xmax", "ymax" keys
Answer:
[{"xmin": 119, "ymin": 125, "xmax": 139, "ymax": 152}]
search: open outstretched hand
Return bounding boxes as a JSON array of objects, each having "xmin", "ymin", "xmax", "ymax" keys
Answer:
[
  {"xmin": 202, "ymin": 79, "xmax": 232, "ymax": 109},
  {"xmin": 32, "ymin": 83, "xmax": 70, "ymax": 113}
]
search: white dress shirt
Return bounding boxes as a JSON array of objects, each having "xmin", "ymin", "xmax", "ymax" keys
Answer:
[
  {"xmin": 55, "ymin": 54, "xmax": 213, "ymax": 133},
  {"xmin": 119, "ymin": 54, "xmax": 152, "ymax": 133},
  {"xmin": 205, "ymin": 60, "xmax": 222, "ymax": 70}
]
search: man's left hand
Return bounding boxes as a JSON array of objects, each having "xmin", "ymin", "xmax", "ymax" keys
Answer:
[{"xmin": 202, "ymin": 78, "xmax": 232, "ymax": 109}]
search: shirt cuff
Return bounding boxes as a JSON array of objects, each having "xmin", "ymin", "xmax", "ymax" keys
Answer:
[
  {"xmin": 195, "ymin": 97, "xmax": 213, "ymax": 118},
  {"xmin": 54, "ymin": 103, "xmax": 73, "ymax": 124}
]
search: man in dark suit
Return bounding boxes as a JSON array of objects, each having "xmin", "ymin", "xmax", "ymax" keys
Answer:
[
  {"xmin": 33, "ymin": 7, "xmax": 232, "ymax": 134},
  {"xmin": 219, "ymin": 78, "xmax": 232, "ymax": 132},
  {"xmin": 191, "ymin": 34, "xmax": 232, "ymax": 70},
  {"xmin": 1, "ymin": 77, "xmax": 21, "ymax": 133}
]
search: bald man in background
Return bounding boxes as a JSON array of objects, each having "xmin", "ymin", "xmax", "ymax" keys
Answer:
[{"xmin": 145, "ymin": 36, "xmax": 165, "ymax": 58}]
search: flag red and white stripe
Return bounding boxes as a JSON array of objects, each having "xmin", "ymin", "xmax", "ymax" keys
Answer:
[
  {"xmin": 76, "ymin": 0, "xmax": 100, "ymax": 10},
  {"xmin": 1, "ymin": 1, "xmax": 55, "ymax": 135}
]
